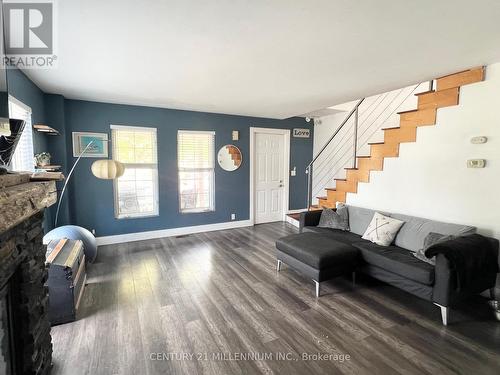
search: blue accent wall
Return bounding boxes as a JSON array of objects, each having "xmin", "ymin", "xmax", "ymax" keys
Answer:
[
  {"xmin": 44, "ymin": 94, "xmax": 70, "ymax": 227},
  {"xmin": 60, "ymin": 100, "xmax": 313, "ymax": 237},
  {"xmin": 5, "ymin": 69, "xmax": 313, "ymax": 237}
]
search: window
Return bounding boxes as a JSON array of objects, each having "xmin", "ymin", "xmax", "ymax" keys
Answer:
[
  {"xmin": 178, "ymin": 130, "xmax": 215, "ymax": 213},
  {"xmin": 112, "ymin": 125, "xmax": 158, "ymax": 219},
  {"xmin": 9, "ymin": 97, "xmax": 34, "ymax": 172}
]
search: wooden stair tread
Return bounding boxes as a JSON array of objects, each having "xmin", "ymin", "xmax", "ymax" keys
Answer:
[
  {"xmin": 397, "ymin": 109, "xmax": 419, "ymax": 115},
  {"xmin": 382, "ymin": 126, "xmax": 400, "ymax": 130},
  {"xmin": 317, "ymin": 196, "xmax": 327, "ymax": 200},
  {"xmin": 357, "ymin": 155, "xmax": 371, "ymax": 158},
  {"xmin": 368, "ymin": 141, "xmax": 385, "ymax": 145},
  {"xmin": 414, "ymin": 90, "xmax": 435, "ymax": 96},
  {"xmin": 436, "ymin": 66, "xmax": 483, "ymax": 80},
  {"xmin": 436, "ymin": 67, "xmax": 484, "ymax": 91},
  {"xmin": 344, "ymin": 167, "xmax": 358, "ymax": 170},
  {"xmin": 334, "ymin": 178, "xmax": 347, "ymax": 181},
  {"xmin": 325, "ymin": 187, "xmax": 337, "ymax": 191}
]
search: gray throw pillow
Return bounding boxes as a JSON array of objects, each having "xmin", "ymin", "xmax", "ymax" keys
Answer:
[
  {"xmin": 413, "ymin": 232, "xmax": 455, "ymax": 265},
  {"xmin": 318, "ymin": 205, "xmax": 349, "ymax": 231}
]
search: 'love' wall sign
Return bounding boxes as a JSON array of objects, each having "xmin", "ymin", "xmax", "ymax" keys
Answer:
[{"xmin": 293, "ymin": 128, "xmax": 310, "ymax": 138}]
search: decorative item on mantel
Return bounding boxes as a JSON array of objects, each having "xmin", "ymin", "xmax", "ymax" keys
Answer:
[
  {"xmin": 35, "ymin": 151, "xmax": 51, "ymax": 167},
  {"xmin": 0, "ymin": 119, "xmax": 26, "ymax": 174}
]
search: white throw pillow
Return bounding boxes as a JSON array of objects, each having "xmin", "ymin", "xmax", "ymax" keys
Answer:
[{"xmin": 362, "ymin": 212, "xmax": 405, "ymax": 246}]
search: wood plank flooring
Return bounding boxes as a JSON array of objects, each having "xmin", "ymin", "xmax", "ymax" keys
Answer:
[{"xmin": 50, "ymin": 223, "xmax": 500, "ymax": 375}]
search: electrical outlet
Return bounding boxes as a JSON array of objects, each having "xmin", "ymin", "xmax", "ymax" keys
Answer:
[
  {"xmin": 231, "ymin": 213, "xmax": 236, "ymax": 220},
  {"xmin": 291, "ymin": 166, "xmax": 296, "ymax": 176}
]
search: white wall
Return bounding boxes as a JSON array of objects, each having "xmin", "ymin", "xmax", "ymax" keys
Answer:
[
  {"xmin": 312, "ymin": 83, "xmax": 428, "ymax": 203},
  {"xmin": 347, "ymin": 63, "xmax": 500, "ymax": 240}
]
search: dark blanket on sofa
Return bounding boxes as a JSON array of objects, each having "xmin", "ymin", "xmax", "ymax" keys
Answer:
[{"xmin": 425, "ymin": 234, "xmax": 499, "ymax": 291}]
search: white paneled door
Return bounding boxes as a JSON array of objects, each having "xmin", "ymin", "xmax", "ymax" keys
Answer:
[{"xmin": 254, "ymin": 132, "xmax": 286, "ymax": 224}]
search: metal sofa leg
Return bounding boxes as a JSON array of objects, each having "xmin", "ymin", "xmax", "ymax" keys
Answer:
[
  {"xmin": 434, "ymin": 303, "xmax": 449, "ymax": 326},
  {"xmin": 314, "ymin": 280, "xmax": 320, "ymax": 297},
  {"xmin": 276, "ymin": 259, "xmax": 282, "ymax": 272}
]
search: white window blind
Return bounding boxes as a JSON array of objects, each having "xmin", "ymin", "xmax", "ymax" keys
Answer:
[
  {"xmin": 178, "ymin": 130, "xmax": 215, "ymax": 213},
  {"xmin": 9, "ymin": 97, "xmax": 34, "ymax": 172},
  {"xmin": 112, "ymin": 125, "xmax": 159, "ymax": 219}
]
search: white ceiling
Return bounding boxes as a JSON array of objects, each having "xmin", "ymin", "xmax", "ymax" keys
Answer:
[{"xmin": 25, "ymin": 0, "xmax": 500, "ymax": 119}]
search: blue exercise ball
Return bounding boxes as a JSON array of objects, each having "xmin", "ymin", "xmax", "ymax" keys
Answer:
[{"xmin": 44, "ymin": 225, "xmax": 98, "ymax": 263}]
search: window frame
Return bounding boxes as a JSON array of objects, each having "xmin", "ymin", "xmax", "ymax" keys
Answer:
[
  {"xmin": 8, "ymin": 95, "xmax": 34, "ymax": 172},
  {"xmin": 111, "ymin": 124, "xmax": 159, "ymax": 220},
  {"xmin": 177, "ymin": 130, "xmax": 215, "ymax": 214}
]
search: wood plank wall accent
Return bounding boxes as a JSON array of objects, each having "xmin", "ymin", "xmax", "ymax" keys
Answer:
[{"xmin": 314, "ymin": 67, "xmax": 485, "ymax": 210}]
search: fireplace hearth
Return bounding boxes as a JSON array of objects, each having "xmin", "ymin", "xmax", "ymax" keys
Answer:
[{"xmin": 0, "ymin": 174, "xmax": 57, "ymax": 375}]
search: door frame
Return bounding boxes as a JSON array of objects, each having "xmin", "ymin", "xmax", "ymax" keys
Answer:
[{"xmin": 249, "ymin": 127, "xmax": 290, "ymax": 225}]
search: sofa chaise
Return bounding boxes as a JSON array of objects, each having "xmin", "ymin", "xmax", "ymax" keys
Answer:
[{"xmin": 275, "ymin": 205, "xmax": 499, "ymax": 325}]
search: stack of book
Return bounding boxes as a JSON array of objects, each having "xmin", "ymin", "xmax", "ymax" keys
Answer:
[
  {"xmin": 31, "ymin": 171, "xmax": 65, "ymax": 181},
  {"xmin": 35, "ymin": 165, "xmax": 62, "ymax": 172}
]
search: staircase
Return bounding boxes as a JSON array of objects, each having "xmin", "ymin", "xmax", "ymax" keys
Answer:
[{"xmin": 308, "ymin": 67, "xmax": 485, "ymax": 210}]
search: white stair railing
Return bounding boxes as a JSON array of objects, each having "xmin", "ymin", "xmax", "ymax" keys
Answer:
[{"xmin": 307, "ymin": 82, "xmax": 430, "ymax": 207}]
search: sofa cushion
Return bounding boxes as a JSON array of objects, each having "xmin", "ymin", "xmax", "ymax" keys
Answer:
[
  {"xmin": 302, "ymin": 226, "xmax": 363, "ymax": 245},
  {"xmin": 353, "ymin": 241, "xmax": 435, "ymax": 285},
  {"xmin": 276, "ymin": 233, "xmax": 358, "ymax": 269},
  {"xmin": 318, "ymin": 205, "xmax": 349, "ymax": 231},
  {"xmin": 391, "ymin": 213, "xmax": 476, "ymax": 252},
  {"xmin": 345, "ymin": 205, "xmax": 391, "ymax": 236},
  {"xmin": 362, "ymin": 212, "xmax": 405, "ymax": 246}
]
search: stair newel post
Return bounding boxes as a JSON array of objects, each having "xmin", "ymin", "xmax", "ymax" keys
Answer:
[
  {"xmin": 353, "ymin": 106, "xmax": 359, "ymax": 169},
  {"xmin": 306, "ymin": 164, "xmax": 313, "ymax": 209}
]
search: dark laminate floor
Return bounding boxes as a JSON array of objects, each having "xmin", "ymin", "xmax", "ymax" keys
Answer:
[{"xmin": 51, "ymin": 223, "xmax": 500, "ymax": 375}]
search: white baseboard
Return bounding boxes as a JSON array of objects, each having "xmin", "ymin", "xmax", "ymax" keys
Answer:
[
  {"xmin": 287, "ymin": 208, "xmax": 307, "ymax": 214},
  {"xmin": 96, "ymin": 219, "xmax": 253, "ymax": 246}
]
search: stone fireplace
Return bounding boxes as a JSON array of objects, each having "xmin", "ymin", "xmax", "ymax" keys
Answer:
[{"xmin": 0, "ymin": 174, "xmax": 57, "ymax": 375}]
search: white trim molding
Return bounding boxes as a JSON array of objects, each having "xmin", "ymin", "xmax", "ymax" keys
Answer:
[
  {"xmin": 96, "ymin": 219, "xmax": 252, "ymax": 246},
  {"xmin": 285, "ymin": 215, "xmax": 300, "ymax": 228},
  {"xmin": 249, "ymin": 127, "xmax": 291, "ymax": 225}
]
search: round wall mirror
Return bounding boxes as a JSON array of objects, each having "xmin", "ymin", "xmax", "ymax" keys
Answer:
[{"xmin": 218, "ymin": 145, "xmax": 242, "ymax": 171}]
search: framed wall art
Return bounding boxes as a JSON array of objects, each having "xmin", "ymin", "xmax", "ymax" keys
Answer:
[{"xmin": 72, "ymin": 132, "xmax": 108, "ymax": 157}]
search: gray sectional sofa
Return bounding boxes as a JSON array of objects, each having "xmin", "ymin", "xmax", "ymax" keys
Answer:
[{"xmin": 275, "ymin": 205, "xmax": 499, "ymax": 325}]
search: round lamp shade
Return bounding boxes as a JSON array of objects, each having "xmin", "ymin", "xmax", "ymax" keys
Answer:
[{"xmin": 91, "ymin": 160, "xmax": 125, "ymax": 179}]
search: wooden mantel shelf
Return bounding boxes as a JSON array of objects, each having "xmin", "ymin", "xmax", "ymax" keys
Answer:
[{"xmin": 0, "ymin": 173, "xmax": 57, "ymax": 234}]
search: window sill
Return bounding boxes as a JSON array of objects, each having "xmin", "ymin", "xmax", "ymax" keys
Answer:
[
  {"xmin": 115, "ymin": 213, "xmax": 159, "ymax": 220},
  {"xmin": 180, "ymin": 209, "xmax": 215, "ymax": 214}
]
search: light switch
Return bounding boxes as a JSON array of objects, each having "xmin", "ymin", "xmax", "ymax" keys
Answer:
[
  {"xmin": 467, "ymin": 159, "xmax": 486, "ymax": 168},
  {"xmin": 232, "ymin": 131, "xmax": 239, "ymax": 141},
  {"xmin": 290, "ymin": 166, "xmax": 296, "ymax": 176},
  {"xmin": 470, "ymin": 136, "xmax": 487, "ymax": 144}
]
